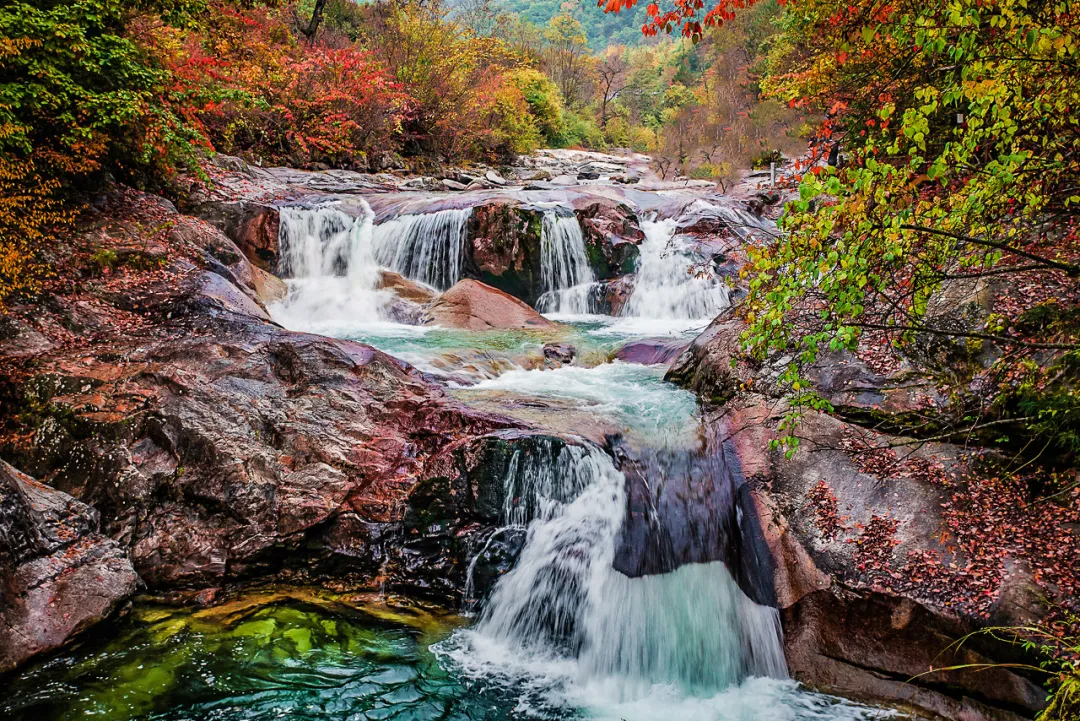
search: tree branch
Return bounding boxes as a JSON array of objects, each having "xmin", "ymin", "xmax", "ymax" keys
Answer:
[{"xmin": 897, "ymin": 224, "xmax": 1080, "ymax": 278}]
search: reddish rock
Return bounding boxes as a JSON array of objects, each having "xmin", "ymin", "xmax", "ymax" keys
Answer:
[
  {"xmin": 670, "ymin": 303, "xmax": 1063, "ymax": 720},
  {"xmin": 467, "ymin": 202, "xmax": 545, "ymax": 304},
  {"xmin": 595, "ymin": 275, "xmax": 635, "ymax": 316},
  {"xmin": 543, "ymin": 343, "xmax": 576, "ymax": 368},
  {"xmin": 377, "ymin": 269, "xmax": 437, "ymax": 304},
  {"xmin": 784, "ymin": 591, "xmax": 1044, "ymax": 721},
  {"xmin": 424, "ymin": 279, "xmax": 557, "ymax": 331},
  {"xmin": 712, "ymin": 399, "xmax": 1052, "ymax": 720},
  {"xmin": 0, "ymin": 461, "xmax": 139, "ymax": 673},
  {"xmin": 572, "ymin": 198, "xmax": 643, "ymax": 278},
  {"xmin": 196, "ymin": 200, "xmax": 281, "ymax": 272}
]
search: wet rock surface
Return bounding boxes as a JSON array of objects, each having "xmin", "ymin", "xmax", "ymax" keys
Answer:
[
  {"xmin": 670, "ymin": 301, "xmax": 1067, "ymax": 719},
  {"xmin": 0, "ymin": 461, "xmax": 139, "ymax": 673},
  {"xmin": 612, "ymin": 446, "xmax": 776, "ymax": 608}
]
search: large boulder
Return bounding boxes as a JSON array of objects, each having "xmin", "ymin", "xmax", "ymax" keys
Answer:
[
  {"xmin": 0, "ymin": 461, "xmax": 139, "ymax": 673},
  {"xmin": 194, "ymin": 200, "xmax": 281, "ymax": 273},
  {"xmin": 668, "ymin": 299, "xmax": 1072, "ymax": 719},
  {"xmin": 615, "ymin": 337, "xmax": 689, "ymax": 366},
  {"xmin": 572, "ymin": 198, "xmax": 643, "ymax": 279},
  {"xmin": 465, "ymin": 196, "xmax": 644, "ymax": 306},
  {"xmin": 467, "ymin": 202, "xmax": 546, "ymax": 305},
  {"xmin": 423, "ymin": 279, "xmax": 558, "ymax": 331},
  {"xmin": 713, "ymin": 399, "xmax": 1053, "ymax": 721}
]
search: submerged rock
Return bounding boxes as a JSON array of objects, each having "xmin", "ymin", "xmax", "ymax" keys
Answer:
[
  {"xmin": 615, "ymin": 338, "xmax": 688, "ymax": 366},
  {"xmin": 542, "ymin": 342, "xmax": 576, "ymax": 368},
  {"xmin": 424, "ymin": 279, "xmax": 557, "ymax": 331},
  {"xmin": 0, "ymin": 461, "xmax": 139, "ymax": 673}
]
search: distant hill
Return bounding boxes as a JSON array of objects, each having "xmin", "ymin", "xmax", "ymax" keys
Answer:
[{"xmin": 496, "ymin": 0, "xmax": 652, "ymax": 49}]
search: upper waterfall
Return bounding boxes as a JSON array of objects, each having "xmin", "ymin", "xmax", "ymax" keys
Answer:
[
  {"xmin": 536, "ymin": 211, "xmax": 598, "ymax": 315},
  {"xmin": 372, "ymin": 208, "xmax": 472, "ymax": 290},
  {"xmin": 271, "ymin": 202, "xmax": 391, "ymax": 334},
  {"xmin": 620, "ymin": 216, "xmax": 730, "ymax": 323}
]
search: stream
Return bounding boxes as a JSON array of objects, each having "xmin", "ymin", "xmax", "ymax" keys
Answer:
[{"xmin": 2, "ymin": 186, "xmax": 899, "ymax": 721}]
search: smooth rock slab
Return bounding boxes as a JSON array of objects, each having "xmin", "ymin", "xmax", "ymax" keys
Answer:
[{"xmin": 424, "ymin": 279, "xmax": 557, "ymax": 331}]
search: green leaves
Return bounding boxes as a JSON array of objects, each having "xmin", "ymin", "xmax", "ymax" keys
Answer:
[{"xmin": 738, "ymin": 0, "xmax": 1080, "ymax": 454}]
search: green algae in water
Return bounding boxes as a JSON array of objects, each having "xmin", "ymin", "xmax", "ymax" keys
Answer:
[{"xmin": 1, "ymin": 589, "xmax": 523, "ymax": 721}]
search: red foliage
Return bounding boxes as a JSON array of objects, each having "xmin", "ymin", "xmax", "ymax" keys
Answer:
[
  {"xmin": 806, "ymin": 480, "xmax": 845, "ymax": 541},
  {"xmin": 156, "ymin": 4, "xmax": 409, "ymax": 170},
  {"xmin": 600, "ymin": 0, "xmax": 764, "ymax": 39}
]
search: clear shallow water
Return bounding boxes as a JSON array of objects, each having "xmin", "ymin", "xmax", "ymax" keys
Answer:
[{"xmin": 1, "ymin": 589, "xmax": 895, "ymax": 721}]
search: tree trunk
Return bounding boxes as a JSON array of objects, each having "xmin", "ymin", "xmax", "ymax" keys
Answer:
[{"xmin": 303, "ymin": 0, "xmax": 327, "ymax": 41}]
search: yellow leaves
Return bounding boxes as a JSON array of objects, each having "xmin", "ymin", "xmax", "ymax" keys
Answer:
[
  {"xmin": 0, "ymin": 36, "xmax": 38, "ymax": 61},
  {"xmin": 0, "ymin": 155, "xmax": 67, "ymax": 308}
]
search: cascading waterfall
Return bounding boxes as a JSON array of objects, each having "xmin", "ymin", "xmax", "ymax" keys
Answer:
[
  {"xmin": 536, "ymin": 211, "xmax": 598, "ymax": 315},
  {"xmin": 271, "ymin": 201, "xmax": 390, "ymax": 332},
  {"xmin": 443, "ymin": 442, "xmax": 788, "ymax": 710},
  {"xmin": 372, "ymin": 208, "xmax": 471, "ymax": 290},
  {"xmin": 620, "ymin": 216, "xmax": 730, "ymax": 322}
]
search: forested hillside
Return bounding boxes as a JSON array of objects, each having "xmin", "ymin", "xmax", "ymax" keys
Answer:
[
  {"xmin": 0, "ymin": 0, "xmax": 805, "ymax": 306},
  {"xmin": 483, "ymin": 0, "xmax": 651, "ymax": 49}
]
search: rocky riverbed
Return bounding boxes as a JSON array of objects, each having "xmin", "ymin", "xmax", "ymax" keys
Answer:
[{"xmin": 0, "ymin": 151, "xmax": 1070, "ymax": 721}]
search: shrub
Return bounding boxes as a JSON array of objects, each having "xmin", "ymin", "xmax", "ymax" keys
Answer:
[
  {"xmin": 555, "ymin": 111, "xmax": 605, "ymax": 149},
  {"xmin": 507, "ymin": 67, "xmax": 564, "ymax": 145},
  {"xmin": 161, "ymin": 4, "xmax": 408, "ymax": 170},
  {"xmin": 0, "ymin": 0, "xmax": 203, "ymax": 305}
]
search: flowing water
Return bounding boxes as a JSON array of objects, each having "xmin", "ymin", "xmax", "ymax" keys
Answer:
[
  {"xmin": 2, "ymin": 192, "xmax": 902, "ymax": 721},
  {"xmin": 535, "ymin": 211, "xmax": 597, "ymax": 315},
  {"xmin": 373, "ymin": 208, "xmax": 472, "ymax": 290},
  {"xmin": 620, "ymin": 217, "xmax": 729, "ymax": 323},
  {"xmin": 273, "ymin": 203, "xmax": 390, "ymax": 331}
]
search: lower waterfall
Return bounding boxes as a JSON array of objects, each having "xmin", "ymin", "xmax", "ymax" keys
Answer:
[
  {"xmin": 440, "ymin": 442, "xmax": 789, "ymax": 715},
  {"xmin": 372, "ymin": 208, "xmax": 471, "ymax": 290}
]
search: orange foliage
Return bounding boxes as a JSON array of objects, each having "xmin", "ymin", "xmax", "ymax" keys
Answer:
[{"xmin": 152, "ymin": 3, "xmax": 409, "ymax": 169}]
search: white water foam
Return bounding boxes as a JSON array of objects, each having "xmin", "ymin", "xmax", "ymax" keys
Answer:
[
  {"xmin": 271, "ymin": 202, "xmax": 399, "ymax": 335},
  {"xmin": 372, "ymin": 208, "xmax": 471, "ymax": 290},
  {"xmin": 621, "ymin": 216, "xmax": 729, "ymax": 322}
]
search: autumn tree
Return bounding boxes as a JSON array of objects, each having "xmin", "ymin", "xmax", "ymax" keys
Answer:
[
  {"xmin": 596, "ymin": 46, "xmax": 628, "ymax": 128},
  {"xmin": 543, "ymin": 12, "xmax": 591, "ymax": 108}
]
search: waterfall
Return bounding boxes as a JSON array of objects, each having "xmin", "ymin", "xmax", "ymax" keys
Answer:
[
  {"xmin": 621, "ymin": 217, "xmax": 730, "ymax": 322},
  {"xmin": 443, "ymin": 443, "xmax": 788, "ymax": 710},
  {"xmin": 536, "ymin": 211, "xmax": 598, "ymax": 315},
  {"xmin": 372, "ymin": 208, "xmax": 471, "ymax": 290},
  {"xmin": 271, "ymin": 202, "xmax": 390, "ymax": 331}
]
